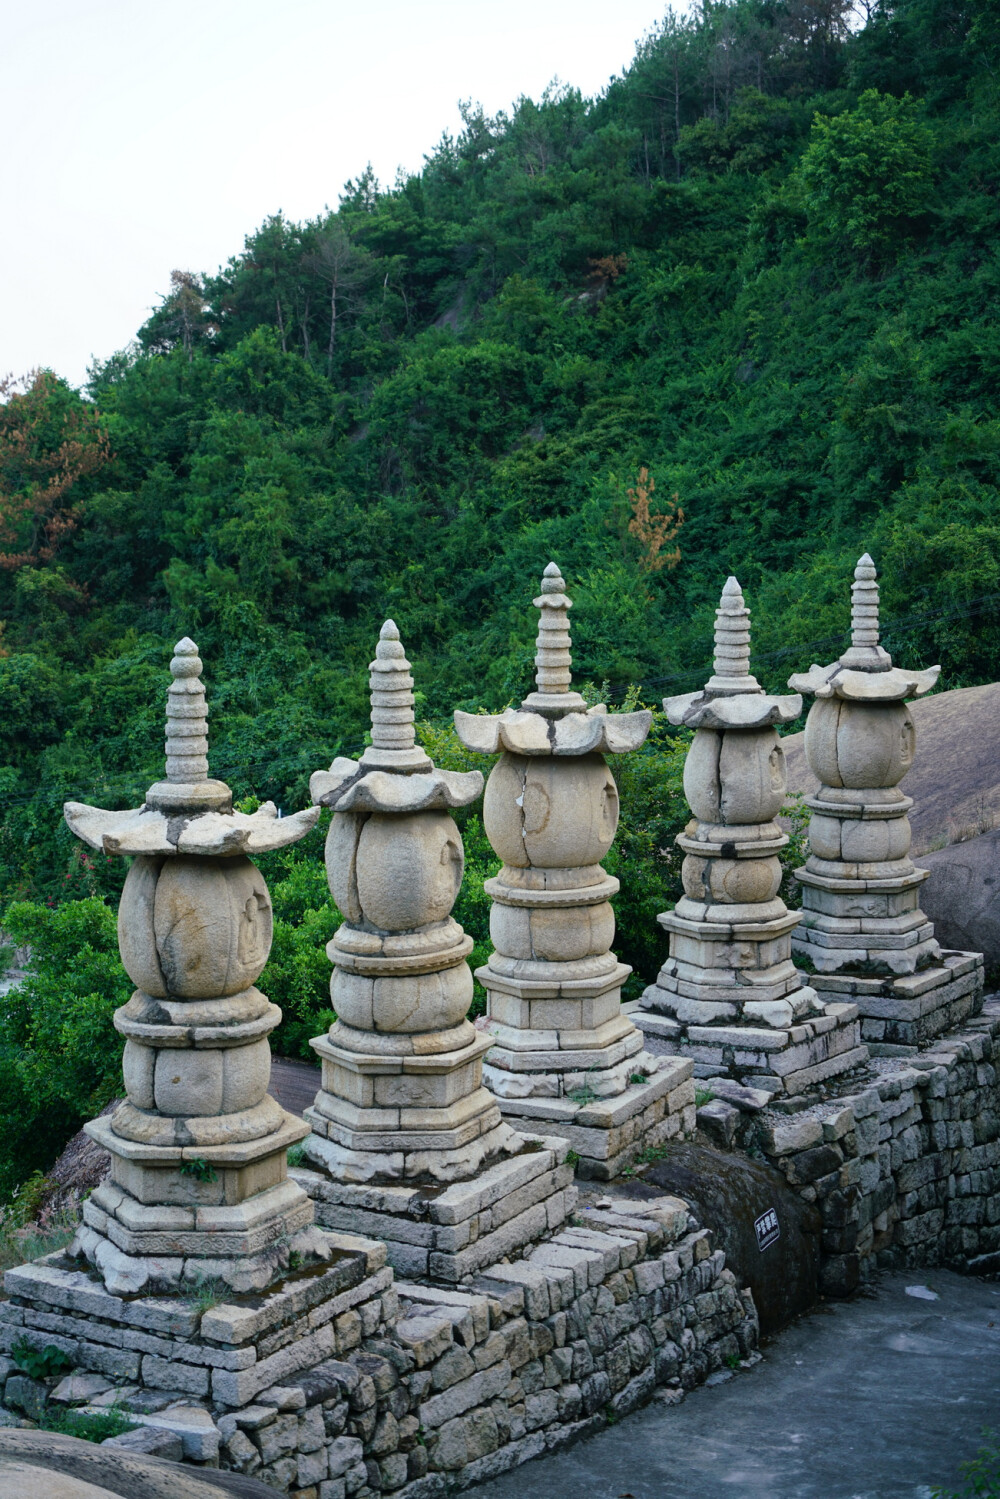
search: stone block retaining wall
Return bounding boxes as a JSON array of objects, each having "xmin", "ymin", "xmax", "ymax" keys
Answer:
[
  {"xmin": 0, "ymin": 1200, "xmax": 756, "ymax": 1497},
  {"xmin": 757, "ymin": 997, "xmax": 1000, "ymax": 1294},
  {"xmin": 4, "ymin": 1006, "xmax": 998, "ymax": 1494}
]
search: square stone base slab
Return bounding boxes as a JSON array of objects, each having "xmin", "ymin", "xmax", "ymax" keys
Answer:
[
  {"xmin": 296, "ymin": 1134, "xmax": 577, "ymax": 1282},
  {"xmin": 809, "ymin": 950, "xmax": 984, "ymax": 1052},
  {"xmin": 630, "ymin": 1001, "xmax": 868, "ymax": 1098},
  {"xmin": 489, "ymin": 1056, "xmax": 696, "ymax": 1180},
  {"xmin": 1, "ymin": 1227, "xmax": 393, "ymax": 1410}
]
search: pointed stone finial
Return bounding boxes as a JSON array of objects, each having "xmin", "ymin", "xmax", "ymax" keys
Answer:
[
  {"xmin": 703, "ymin": 577, "xmax": 762, "ymax": 695},
  {"xmin": 851, "ymin": 553, "xmax": 879, "ymax": 648},
  {"xmin": 360, "ymin": 620, "xmax": 432, "ymax": 771},
  {"xmin": 840, "ymin": 553, "xmax": 891, "ymax": 671},
  {"xmin": 714, "ymin": 577, "xmax": 751, "ymax": 680},
  {"xmin": 165, "ymin": 637, "xmax": 209, "ymax": 783},
  {"xmin": 521, "ymin": 562, "xmax": 588, "ymax": 716},
  {"xmin": 369, "ymin": 620, "xmax": 415, "ymax": 753},
  {"xmin": 534, "ymin": 562, "xmax": 572, "ymax": 696}
]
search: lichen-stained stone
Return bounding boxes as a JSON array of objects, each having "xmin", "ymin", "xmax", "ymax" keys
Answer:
[
  {"xmin": 118, "ymin": 855, "xmax": 273, "ymax": 1000},
  {"xmin": 305, "ymin": 621, "xmax": 511, "ymax": 1184},
  {"xmin": 637, "ymin": 577, "xmax": 865, "ymax": 1097},
  {"xmin": 303, "ymin": 621, "xmax": 574, "ymax": 1273},
  {"xmin": 787, "ymin": 556, "xmax": 984, "ymax": 1049},
  {"xmin": 456, "ymin": 564, "xmax": 683, "ymax": 1178},
  {"xmin": 60, "ymin": 637, "xmax": 328, "ymax": 1296}
]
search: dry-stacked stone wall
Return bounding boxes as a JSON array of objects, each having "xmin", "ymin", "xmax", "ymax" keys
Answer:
[
  {"xmin": 755, "ymin": 998, "xmax": 1000, "ymax": 1294},
  {"xmin": 0, "ymin": 1198, "xmax": 755, "ymax": 1496}
]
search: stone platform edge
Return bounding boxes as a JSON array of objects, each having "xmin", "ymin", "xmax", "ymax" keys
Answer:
[
  {"xmin": 742, "ymin": 996, "xmax": 1000, "ymax": 1295},
  {"xmin": 0, "ymin": 1197, "xmax": 758, "ymax": 1496},
  {"xmin": 302, "ymin": 1132, "xmax": 578, "ymax": 1281}
]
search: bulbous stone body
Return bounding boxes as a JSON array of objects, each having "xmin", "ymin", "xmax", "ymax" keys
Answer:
[
  {"xmin": 118, "ymin": 855, "xmax": 272, "ymax": 998},
  {"xmin": 682, "ymin": 852, "xmax": 783, "ymax": 905},
  {"xmin": 481, "ymin": 750, "xmax": 625, "ymax": 989},
  {"xmin": 489, "ymin": 892, "xmax": 616, "ymax": 963},
  {"xmin": 122, "ymin": 1032, "xmax": 271, "ymax": 1117},
  {"xmin": 110, "ymin": 854, "xmax": 286, "ymax": 1151},
  {"xmin": 684, "ymin": 728, "xmax": 786, "ymax": 825},
  {"xmin": 484, "ymin": 753, "xmax": 619, "ymax": 869},
  {"xmin": 807, "ymin": 809, "xmax": 912, "ymax": 864},
  {"xmin": 331, "ymin": 963, "xmax": 473, "ymax": 1035},
  {"xmin": 327, "ymin": 811, "xmax": 465, "ymax": 929},
  {"xmin": 804, "ymin": 699, "xmax": 915, "ymax": 790}
]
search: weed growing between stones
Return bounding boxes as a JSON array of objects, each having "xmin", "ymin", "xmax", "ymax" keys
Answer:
[
  {"xmin": 0, "ymin": 1185, "xmax": 78, "ymax": 1274},
  {"xmin": 189, "ymin": 1276, "xmax": 227, "ymax": 1314},
  {"xmin": 567, "ymin": 1084, "xmax": 598, "ymax": 1106},
  {"xmin": 10, "ymin": 1337, "xmax": 73, "ymax": 1380},
  {"xmin": 621, "ymin": 1142, "xmax": 673, "ymax": 1178},
  {"xmin": 932, "ymin": 1429, "xmax": 1000, "ymax": 1499},
  {"xmin": 38, "ymin": 1405, "xmax": 137, "ymax": 1444},
  {"xmin": 180, "ymin": 1158, "xmax": 218, "ymax": 1184}
]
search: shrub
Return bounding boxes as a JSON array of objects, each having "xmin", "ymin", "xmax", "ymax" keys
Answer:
[
  {"xmin": 39, "ymin": 1405, "xmax": 137, "ymax": 1443},
  {"xmin": 11, "ymin": 1337, "xmax": 74, "ymax": 1379},
  {"xmin": 932, "ymin": 1430, "xmax": 1000, "ymax": 1498},
  {"xmin": 800, "ymin": 90, "xmax": 934, "ymax": 256},
  {"xmin": 0, "ymin": 899, "xmax": 128, "ymax": 1200}
]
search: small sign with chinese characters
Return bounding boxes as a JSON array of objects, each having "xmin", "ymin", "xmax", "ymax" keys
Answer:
[{"xmin": 754, "ymin": 1208, "xmax": 780, "ymax": 1251}]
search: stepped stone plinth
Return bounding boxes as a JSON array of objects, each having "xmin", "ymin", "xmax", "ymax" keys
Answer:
[
  {"xmin": 788, "ymin": 555, "xmax": 984, "ymax": 1050},
  {"xmin": 61, "ymin": 638, "xmax": 330, "ymax": 1296},
  {"xmin": 455, "ymin": 564, "xmax": 695, "ymax": 1178},
  {"xmin": 303, "ymin": 621, "xmax": 574, "ymax": 1278},
  {"xmin": 635, "ymin": 578, "xmax": 868, "ymax": 1097}
]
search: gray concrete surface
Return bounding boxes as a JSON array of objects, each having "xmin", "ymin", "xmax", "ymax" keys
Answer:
[
  {"xmin": 270, "ymin": 1056, "xmax": 321, "ymax": 1118},
  {"xmin": 474, "ymin": 1270, "xmax": 1000, "ymax": 1499}
]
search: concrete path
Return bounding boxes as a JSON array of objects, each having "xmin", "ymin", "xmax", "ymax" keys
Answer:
[
  {"xmin": 270, "ymin": 1056, "xmax": 321, "ymax": 1118},
  {"xmin": 474, "ymin": 1270, "xmax": 1000, "ymax": 1499}
]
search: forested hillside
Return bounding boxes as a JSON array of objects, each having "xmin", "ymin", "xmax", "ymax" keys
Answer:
[{"xmin": 0, "ymin": 0, "xmax": 997, "ymax": 1194}]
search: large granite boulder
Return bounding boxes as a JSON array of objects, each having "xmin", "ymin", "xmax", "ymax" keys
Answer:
[
  {"xmin": 604, "ymin": 1140, "xmax": 821, "ymax": 1335},
  {"xmin": 918, "ymin": 828, "xmax": 1000, "ymax": 971}
]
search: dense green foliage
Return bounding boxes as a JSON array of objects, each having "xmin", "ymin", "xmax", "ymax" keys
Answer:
[
  {"xmin": 1, "ymin": 0, "xmax": 998, "ymax": 1191},
  {"xmin": 0, "ymin": 900, "xmax": 127, "ymax": 1197}
]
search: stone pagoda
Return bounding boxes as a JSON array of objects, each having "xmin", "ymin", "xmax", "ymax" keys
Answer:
[
  {"xmin": 635, "ymin": 578, "xmax": 867, "ymax": 1098},
  {"xmin": 455, "ymin": 563, "xmax": 695, "ymax": 1179},
  {"xmin": 788, "ymin": 554, "xmax": 984, "ymax": 1049},
  {"xmin": 62, "ymin": 638, "xmax": 325, "ymax": 1296},
  {"xmin": 303, "ymin": 621, "xmax": 574, "ymax": 1280}
]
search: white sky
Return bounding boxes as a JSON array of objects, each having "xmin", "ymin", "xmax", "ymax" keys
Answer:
[{"xmin": 2, "ymin": 0, "xmax": 674, "ymax": 389}]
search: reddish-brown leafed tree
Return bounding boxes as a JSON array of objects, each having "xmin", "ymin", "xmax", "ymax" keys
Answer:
[{"xmin": 0, "ymin": 371, "xmax": 111, "ymax": 570}]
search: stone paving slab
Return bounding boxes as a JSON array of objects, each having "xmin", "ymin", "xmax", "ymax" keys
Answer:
[{"xmin": 471, "ymin": 1269, "xmax": 1000, "ymax": 1499}]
